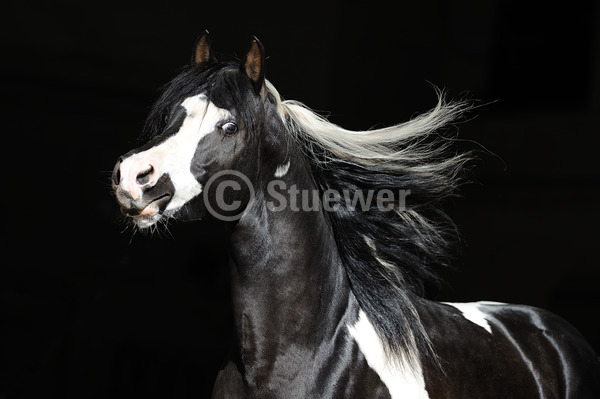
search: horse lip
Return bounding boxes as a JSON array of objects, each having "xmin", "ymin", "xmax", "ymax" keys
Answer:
[
  {"xmin": 150, "ymin": 193, "xmax": 172, "ymax": 213},
  {"xmin": 121, "ymin": 193, "xmax": 172, "ymax": 217}
]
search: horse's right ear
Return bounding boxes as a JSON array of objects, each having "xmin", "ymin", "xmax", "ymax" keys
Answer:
[
  {"xmin": 192, "ymin": 30, "xmax": 215, "ymax": 64},
  {"xmin": 244, "ymin": 37, "xmax": 266, "ymax": 96}
]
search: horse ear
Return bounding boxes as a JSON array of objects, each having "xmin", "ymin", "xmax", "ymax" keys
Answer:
[
  {"xmin": 192, "ymin": 30, "xmax": 214, "ymax": 64},
  {"xmin": 244, "ymin": 37, "xmax": 265, "ymax": 96}
]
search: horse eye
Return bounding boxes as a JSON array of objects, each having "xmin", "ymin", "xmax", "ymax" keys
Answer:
[{"xmin": 222, "ymin": 122, "xmax": 238, "ymax": 135}]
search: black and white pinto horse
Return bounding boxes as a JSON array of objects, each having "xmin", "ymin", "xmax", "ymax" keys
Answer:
[{"xmin": 113, "ymin": 33, "xmax": 600, "ymax": 398}]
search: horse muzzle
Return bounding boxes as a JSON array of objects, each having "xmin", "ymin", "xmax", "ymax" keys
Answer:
[{"xmin": 112, "ymin": 157, "xmax": 175, "ymax": 227}]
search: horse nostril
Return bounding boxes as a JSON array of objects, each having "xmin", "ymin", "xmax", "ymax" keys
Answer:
[
  {"xmin": 136, "ymin": 165, "xmax": 154, "ymax": 185},
  {"xmin": 112, "ymin": 158, "xmax": 122, "ymax": 185}
]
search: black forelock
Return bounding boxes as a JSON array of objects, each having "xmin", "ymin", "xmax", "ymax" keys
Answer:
[
  {"xmin": 142, "ymin": 60, "xmax": 261, "ymax": 140},
  {"xmin": 208, "ymin": 65, "xmax": 265, "ymax": 133},
  {"xmin": 143, "ymin": 62, "xmax": 219, "ymax": 139}
]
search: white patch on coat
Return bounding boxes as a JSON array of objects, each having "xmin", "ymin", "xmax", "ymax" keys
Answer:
[
  {"xmin": 274, "ymin": 160, "xmax": 290, "ymax": 178},
  {"xmin": 120, "ymin": 94, "xmax": 230, "ymax": 215},
  {"xmin": 442, "ymin": 301, "xmax": 505, "ymax": 334},
  {"xmin": 348, "ymin": 310, "xmax": 430, "ymax": 399}
]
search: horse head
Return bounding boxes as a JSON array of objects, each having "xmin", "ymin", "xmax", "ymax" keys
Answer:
[{"xmin": 112, "ymin": 33, "xmax": 280, "ymax": 227}]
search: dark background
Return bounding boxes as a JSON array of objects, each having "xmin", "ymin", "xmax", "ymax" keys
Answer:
[{"xmin": 3, "ymin": 0, "xmax": 599, "ymax": 397}]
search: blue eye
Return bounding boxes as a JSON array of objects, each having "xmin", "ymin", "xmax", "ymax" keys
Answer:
[{"xmin": 222, "ymin": 122, "xmax": 238, "ymax": 134}]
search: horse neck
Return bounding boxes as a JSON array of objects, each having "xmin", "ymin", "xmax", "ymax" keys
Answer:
[{"xmin": 227, "ymin": 150, "xmax": 353, "ymax": 385}]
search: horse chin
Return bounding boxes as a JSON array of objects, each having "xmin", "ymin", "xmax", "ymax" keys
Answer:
[
  {"xmin": 132, "ymin": 202, "xmax": 204, "ymax": 229},
  {"xmin": 133, "ymin": 213, "xmax": 163, "ymax": 229},
  {"xmin": 130, "ymin": 206, "xmax": 169, "ymax": 229}
]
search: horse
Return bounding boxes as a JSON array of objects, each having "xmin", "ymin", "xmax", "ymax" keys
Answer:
[{"xmin": 112, "ymin": 32, "xmax": 600, "ymax": 398}]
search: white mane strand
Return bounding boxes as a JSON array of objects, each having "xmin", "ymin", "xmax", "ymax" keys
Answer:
[{"xmin": 266, "ymin": 80, "xmax": 471, "ymax": 175}]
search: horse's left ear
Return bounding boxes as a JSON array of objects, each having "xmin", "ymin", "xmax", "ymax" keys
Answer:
[
  {"xmin": 244, "ymin": 37, "xmax": 266, "ymax": 96},
  {"xmin": 193, "ymin": 30, "xmax": 215, "ymax": 64}
]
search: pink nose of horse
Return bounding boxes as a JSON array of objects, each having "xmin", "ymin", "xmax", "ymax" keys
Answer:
[{"xmin": 112, "ymin": 157, "xmax": 156, "ymax": 200}]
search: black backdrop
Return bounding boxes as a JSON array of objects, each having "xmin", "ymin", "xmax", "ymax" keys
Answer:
[{"xmin": 3, "ymin": 1, "xmax": 599, "ymax": 398}]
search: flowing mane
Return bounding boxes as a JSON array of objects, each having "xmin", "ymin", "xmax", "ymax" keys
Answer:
[{"xmin": 267, "ymin": 81, "xmax": 472, "ymax": 364}]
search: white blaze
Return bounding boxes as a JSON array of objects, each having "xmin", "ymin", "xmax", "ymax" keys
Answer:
[{"xmin": 120, "ymin": 94, "xmax": 230, "ymax": 214}]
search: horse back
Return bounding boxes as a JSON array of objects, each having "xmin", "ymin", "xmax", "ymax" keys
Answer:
[{"xmin": 418, "ymin": 300, "xmax": 600, "ymax": 398}]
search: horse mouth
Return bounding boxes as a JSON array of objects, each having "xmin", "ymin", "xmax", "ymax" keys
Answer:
[{"xmin": 122, "ymin": 193, "xmax": 172, "ymax": 228}]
